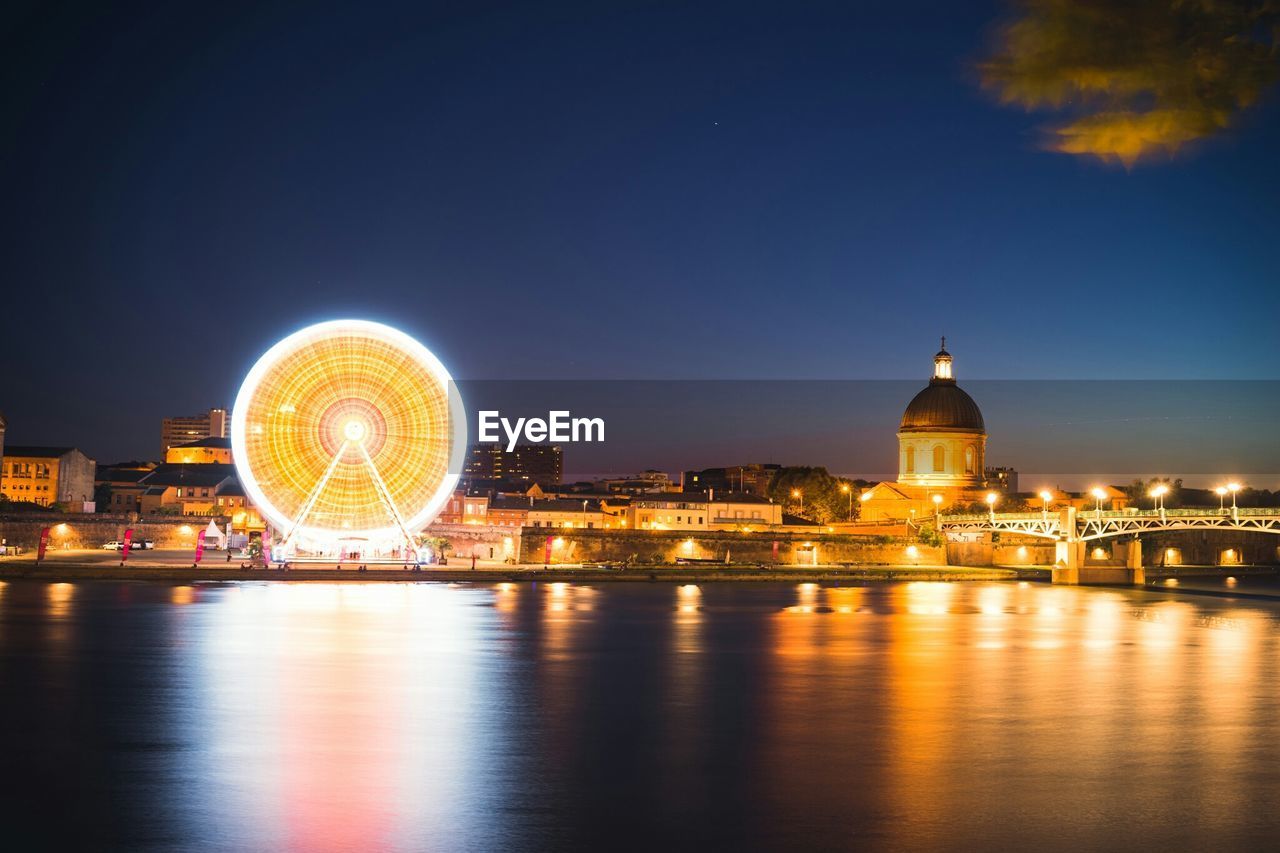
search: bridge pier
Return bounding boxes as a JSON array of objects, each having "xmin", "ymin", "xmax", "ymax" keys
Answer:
[
  {"xmin": 1051, "ymin": 538, "xmax": 1080, "ymax": 585},
  {"xmin": 1125, "ymin": 538, "xmax": 1145, "ymax": 585}
]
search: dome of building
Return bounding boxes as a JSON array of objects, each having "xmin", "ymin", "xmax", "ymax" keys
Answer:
[
  {"xmin": 900, "ymin": 383, "xmax": 985, "ymax": 431},
  {"xmin": 899, "ymin": 341, "xmax": 985, "ymax": 432}
]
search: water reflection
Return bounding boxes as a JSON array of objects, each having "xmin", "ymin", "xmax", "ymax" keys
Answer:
[{"xmin": 2, "ymin": 580, "xmax": 1280, "ymax": 850}]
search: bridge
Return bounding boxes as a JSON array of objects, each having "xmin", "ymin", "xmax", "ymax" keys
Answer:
[{"xmin": 938, "ymin": 507, "xmax": 1280, "ymax": 585}]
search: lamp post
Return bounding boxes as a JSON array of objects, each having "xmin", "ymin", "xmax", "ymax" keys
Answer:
[
  {"xmin": 932, "ymin": 493, "xmax": 943, "ymax": 525},
  {"xmin": 1091, "ymin": 487, "xmax": 1108, "ymax": 520},
  {"xmin": 1149, "ymin": 484, "xmax": 1169, "ymax": 514},
  {"xmin": 1228, "ymin": 482, "xmax": 1241, "ymax": 514},
  {"xmin": 1039, "ymin": 490, "xmax": 1052, "ymax": 522},
  {"xmin": 841, "ymin": 483, "xmax": 852, "ymax": 521},
  {"xmin": 792, "ymin": 489, "xmax": 803, "ymax": 513},
  {"xmin": 1215, "ymin": 486, "xmax": 1227, "ymax": 512},
  {"xmin": 985, "ymin": 491, "xmax": 998, "ymax": 523}
]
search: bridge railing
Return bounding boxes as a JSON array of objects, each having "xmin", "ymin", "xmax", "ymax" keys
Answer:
[{"xmin": 942, "ymin": 507, "xmax": 1280, "ymax": 523}]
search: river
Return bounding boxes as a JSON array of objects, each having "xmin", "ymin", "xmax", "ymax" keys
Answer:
[{"xmin": 1, "ymin": 578, "xmax": 1278, "ymax": 851}]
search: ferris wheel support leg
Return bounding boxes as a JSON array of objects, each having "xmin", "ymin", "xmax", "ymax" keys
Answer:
[
  {"xmin": 356, "ymin": 442, "xmax": 420, "ymax": 558},
  {"xmin": 280, "ymin": 440, "xmax": 350, "ymax": 552}
]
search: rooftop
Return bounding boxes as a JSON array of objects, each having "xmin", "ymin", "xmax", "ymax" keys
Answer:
[
  {"xmin": 173, "ymin": 436, "xmax": 232, "ymax": 449},
  {"xmin": 139, "ymin": 463, "xmax": 237, "ymax": 488},
  {"xmin": 3, "ymin": 445, "xmax": 84, "ymax": 459}
]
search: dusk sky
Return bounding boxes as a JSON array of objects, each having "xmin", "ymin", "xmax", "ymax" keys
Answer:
[{"xmin": 4, "ymin": 1, "xmax": 1279, "ymax": 465}]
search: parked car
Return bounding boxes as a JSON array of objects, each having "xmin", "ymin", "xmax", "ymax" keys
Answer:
[{"xmin": 101, "ymin": 539, "xmax": 155, "ymax": 551}]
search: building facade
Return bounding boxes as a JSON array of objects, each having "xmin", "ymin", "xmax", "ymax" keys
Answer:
[
  {"xmin": 897, "ymin": 344, "xmax": 986, "ymax": 489},
  {"xmin": 165, "ymin": 436, "xmax": 233, "ymax": 465},
  {"xmin": 860, "ymin": 342, "xmax": 993, "ymax": 523},
  {"xmin": 160, "ymin": 408, "xmax": 228, "ymax": 459},
  {"xmin": 1, "ymin": 446, "xmax": 97, "ymax": 509},
  {"xmin": 463, "ymin": 443, "xmax": 562, "ymax": 486},
  {"xmin": 629, "ymin": 492, "xmax": 783, "ymax": 531},
  {"xmin": 683, "ymin": 464, "xmax": 780, "ymax": 497},
  {"xmin": 985, "ymin": 466, "xmax": 1019, "ymax": 493}
]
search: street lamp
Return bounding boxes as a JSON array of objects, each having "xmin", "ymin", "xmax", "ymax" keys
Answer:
[
  {"xmin": 1215, "ymin": 486, "xmax": 1227, "ymax": 511},
  {"xmin": 1038, "ymin": 489, "xmax": 1052, "ymax": 520},
  {"xmin": 932, "ymin": 493, "xmax": 943, "ymax": 525},
  {"xmin": 840, "ymin": 483, "xmax": 852, "ymax": 521},
  {"xmin": 1091, "ymin": 487, "xmax": 1108, "ymax": 518},
  {"xmin": 791, "ymin": 489, "xmax": 803, "ymax": 512},
  {"xmin": 1149, "ymin": 484, "xmax": 1169, "ymax": 513},
  {"xmin": 1228, "ymin": 482, "xmax": 1241, "ymax": 512},
  {"xmin": 985, "ymin": 491, "xmax": 998, "ymax": 522}
]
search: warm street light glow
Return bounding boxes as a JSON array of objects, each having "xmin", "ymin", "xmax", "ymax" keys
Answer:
[
  {"xmin": 932, "ymin": 494, "xmax": 943, "ymax": 504},
  {"xmin": 985, "ymin": 492, "xmax": 998, "ymax": 505},
  {"xmin": 1038, "ymin": 490, "xmax": 1052, "ymax": 503},
  {"xmin": 1090, "ymin": 487, "xmax": 1107, "ymax": 500}
]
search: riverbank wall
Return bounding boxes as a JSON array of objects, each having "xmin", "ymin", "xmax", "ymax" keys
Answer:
[
  {"xmin": 0, "ymin": 564, "xmax": 1015, "ymax": 584},
  {"xmin": 515, "ymin": 528, "xmax": 943, "ymax": 566},
  {"xmin": 0, "ymin": 513, "xmax": 220, "ymax": 550}
]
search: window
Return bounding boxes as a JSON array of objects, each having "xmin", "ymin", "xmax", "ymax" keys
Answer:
[
  {"xmin": 965, "ymin": 445, "xmax": 976, "ymax": 475},
  {"xmin": 933, "ymin": 445, "xmax": 945, "ymax": 472},
  {"xmin": 905, "ymin": 447, "xmax": 915, "ymax": 474}
]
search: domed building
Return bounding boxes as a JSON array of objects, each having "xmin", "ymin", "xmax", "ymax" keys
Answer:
[
  {"xmin": 858, "ymin": 341, "xmax": 992, "ymax": 524},
  {"xmin": 897, "ymin": 343, "xmax": 985, "ymax": 488}
]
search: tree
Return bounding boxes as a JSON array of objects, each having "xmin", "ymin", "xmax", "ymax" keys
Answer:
[
  {"xmin": 1122, "ymin": 477, "xmax": 1183, "ymax": 508},
  {"xmin": 766, "ymin": 467, "xmax": 860, "ymax": 524}
]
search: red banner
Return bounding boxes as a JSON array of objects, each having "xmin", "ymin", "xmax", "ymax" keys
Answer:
[
  {"xmin": 194, "ymin": 530, "xmax": 206, "ymax": 564},
  {"xmin": 36, "ymin": 527, "xmax": 51, "ymax": 564},
  {"xmin": 121, "ymin": 528, "xmax": 134, "ymax": 562}
]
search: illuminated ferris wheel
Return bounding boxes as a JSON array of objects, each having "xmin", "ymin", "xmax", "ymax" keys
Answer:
[{"xmin": 231, "ymin": 320, "xmax": 465, "ymax": 553}]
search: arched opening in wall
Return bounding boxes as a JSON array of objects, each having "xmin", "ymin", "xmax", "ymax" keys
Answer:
[
  {"xmin": 965, "ymin": 445, "xmax": 975, "ymax": 475},
  {"xmin": 933, "ymin": 445, "xmax": 945, "ymax": 473},
  {"xmin": 905, "ymin": 447, "xmax": 915, "ymax": 475}
]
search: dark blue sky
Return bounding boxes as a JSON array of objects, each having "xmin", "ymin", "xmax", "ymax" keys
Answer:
[{"xmin": 3, "ymin": 1, "xmax": 1279, "ymax": 463}]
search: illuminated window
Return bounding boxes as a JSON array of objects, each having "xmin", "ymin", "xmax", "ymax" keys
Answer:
[
  {"xmin": 965, "ymin": 445, "xmax": 975, "ymax": 475},
  {"xmin": 905, "ymin": 447, "xmax": 915, "ymax": 474},
  {"xmin": 933, "ymin": 445, "xmax": 945, "ymax": 472}
]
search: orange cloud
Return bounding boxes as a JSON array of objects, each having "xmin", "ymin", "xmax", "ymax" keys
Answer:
[{"xmin": 980, "ymin": 0, "xmax": 1279, "ymax": 166}]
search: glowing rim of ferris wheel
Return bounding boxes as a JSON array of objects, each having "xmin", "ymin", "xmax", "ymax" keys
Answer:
[{"xmin": 231, "ymin": 319, "xmax": 466, "ymax": 551}]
